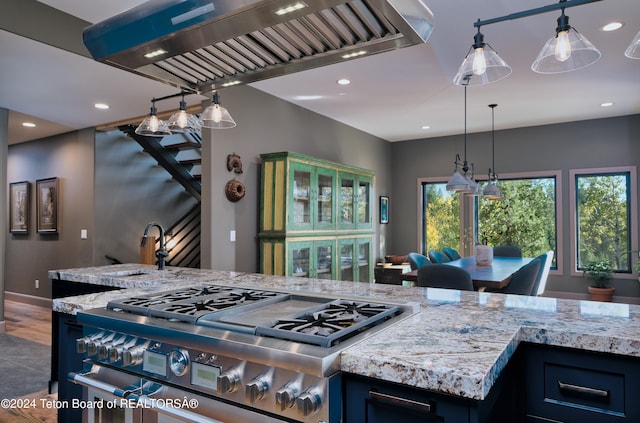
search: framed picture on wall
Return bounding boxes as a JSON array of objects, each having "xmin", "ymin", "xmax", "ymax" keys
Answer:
[
  {"xmin": 380, "ymin": 196, "xmax": 389, "ymax": 224},
  {"xmin": 36, "ymin": 177, "xmax": 59, "ymax": 234},
  {"xmin": 9, "ymin": 181, "xmax": 30, "ymax": 234}
]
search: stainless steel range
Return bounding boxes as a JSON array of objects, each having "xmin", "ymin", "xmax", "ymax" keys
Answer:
[{"xmin": 69, "ymin": 284, "xmax": 418, "ymax": 423}]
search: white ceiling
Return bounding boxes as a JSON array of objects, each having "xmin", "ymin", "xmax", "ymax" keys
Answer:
[{"xmin": 2, "ymin": 0, "xmax": 640, "ymax": 145}]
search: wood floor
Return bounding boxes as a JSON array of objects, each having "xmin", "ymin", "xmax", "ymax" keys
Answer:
[
  {"xmin": 3, "ymin": 300, "xmax": 52, "ymax": 346},
  {"xmin": 1, "ymin": 300, "xmax": 56, "ymax": 423}
]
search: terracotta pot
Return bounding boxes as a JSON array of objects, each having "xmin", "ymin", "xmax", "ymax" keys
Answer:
[{"xmin": 588, "ymin": 286, "xmax": 615, "ymax": 302}]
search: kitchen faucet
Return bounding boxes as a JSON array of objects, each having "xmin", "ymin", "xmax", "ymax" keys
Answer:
[{"xmin": 140, "ymin": 222, "xmax": 169, "ymax": 270}]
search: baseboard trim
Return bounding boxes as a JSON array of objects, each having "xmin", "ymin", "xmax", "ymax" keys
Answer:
[{"xmin": 5, "ymin": 291, "xmax": 52, "ymax": 309}]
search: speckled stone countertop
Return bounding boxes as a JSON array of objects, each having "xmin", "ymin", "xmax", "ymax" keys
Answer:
[{"xmin": 50, "ymin": 264, "xmax": 640, "ymax": 401}]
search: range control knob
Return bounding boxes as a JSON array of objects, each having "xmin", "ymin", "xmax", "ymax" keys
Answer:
[
  {"xmin": 217, "ymin": 369, "xmax": 242, "ymax": 394},
  {"xmin": 297, "ymin": 390, "xmax": 322, "ymax": 417},
  {"xmin": 246, "ymin": 377, "xmax": 270, "ymax": 403},
  {"xmin": 123, "ymin": 346, "xmax": 145, "ymax": 367},
  {"xmin": 275, "ymin": 385, "xmax": 299, "ymax": 411}
]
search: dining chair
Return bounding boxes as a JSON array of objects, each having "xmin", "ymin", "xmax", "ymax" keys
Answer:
[
  {"xmin": 407, "ymin": 252, "xmax": 431, "ymax": 270},
  {"xmin": 530, "ymin": 250, "xmax": 554, "ymax": 296},
  {"xmin": 442, "ymin": 247, "xmax": 461, "ymax": 261},
  {"xmin": 493, "ymin": 245, "xmax": 523, "ymax": 258},
  {"xmin": 416, "ymin": 265, "xmax": 474, "ymax": 290},
  {"xmin": 428, "ymin": 250, "xmax": 451, "ymax": 264},
  {"xmin": 501, "ymin": 258, "xmax": 542, "ymax": 295}
]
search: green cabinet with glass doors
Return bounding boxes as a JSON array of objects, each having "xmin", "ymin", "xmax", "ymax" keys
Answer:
[{"xmin": 260, "ymin": 152, "xmax": 374, "ymax": 282}]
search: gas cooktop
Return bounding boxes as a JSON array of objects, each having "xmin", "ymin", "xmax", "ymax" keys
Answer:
[{"xmin": 107, "ymin": 285, "xmax": 408, "ymax": 348}]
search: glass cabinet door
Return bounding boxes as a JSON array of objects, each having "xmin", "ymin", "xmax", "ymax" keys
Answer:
[
  {"xmin": 315, "ymin": 241, "xmax": 334, "ymax": 280},
  {"xmin": 357, "ymin": 177, "xmax": 372, "ymax": 228},
  {"xmin": 289, "ymin": 242, "xmax": 311, "ymax": 277},
  {"xmin": 339, "ymin": 175, "xmax": 355, "ymax": 228},
  {"xmin": 316, "ymin": 168, "xmax": 335, "ymax": 229},
  {"xmin": 357, "ymin": 239, "xmax": 372, "ymax": 282},
  {"xmin": 339, "ymin": 240, "xmax": 355, "ymax": 281},
  {"xmin": 291, "ymin": 164, "xmax": 312, "ymax": 229}
]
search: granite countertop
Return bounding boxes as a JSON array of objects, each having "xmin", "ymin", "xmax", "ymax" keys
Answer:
[{"xmin": 51, "ymin": 264, "xmax": 640, "ymax": 401}]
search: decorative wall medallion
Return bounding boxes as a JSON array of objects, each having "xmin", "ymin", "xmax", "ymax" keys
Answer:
[
  {"xmin": 225, "ymin": 179, "xmax": 246, "ymax": 202},
  {"xmin": 227, "ymin": 153, "xmax": 243, "ymax": 174}
]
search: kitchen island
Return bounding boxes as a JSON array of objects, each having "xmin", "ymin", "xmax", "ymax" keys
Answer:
[{"xmin": 51, "ymin": 264, "xmax": 640, "ymax": 422}]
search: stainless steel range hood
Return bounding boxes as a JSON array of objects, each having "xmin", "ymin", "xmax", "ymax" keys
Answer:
[{"xmin": 83, "ymin": 0, "xmax": 433, "ymax": 94}]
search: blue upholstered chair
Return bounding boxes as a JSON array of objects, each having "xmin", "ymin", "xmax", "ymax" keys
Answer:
[
  {"xmin": 530, "ymin": 251, "xmax": 554, "ymax": 296},
  {"xmin": 416, "ymin": 265, "xmax": 474, "ymax": 290},
  {"xmin": 493, "ymin": 245, "xmax": 523, "ymax": 258},
  {"xmin": 407, "ymin": 253, "xmax": 431, "ymax": 270},
  {"xmin": 428, "ymin": 250, "xmax": 451, "ymax": 264},
  {"xmin": 502, "ymin": 258, "xmax": 542, "ymax": 295},
  {"xmin": 442, "ymin": 247, "xmax": 461, "ymax": 261}
]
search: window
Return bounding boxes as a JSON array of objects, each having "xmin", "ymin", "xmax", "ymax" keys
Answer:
[
  {"xmin": 570, "ymin": 167, "xmax": 638, "ymax": 276},
  {"xmin": 419, "ymin": 172, "xmax": 561, "ymax": 271},
  {"xmin": 477, "ymin": 173, "xmax": 559, "ymax": 268},
  {"xmin": 420, "ymin": 180, "xmax": 461, "ymax": 254}
]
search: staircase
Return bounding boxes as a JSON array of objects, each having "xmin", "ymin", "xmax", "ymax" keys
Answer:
[{"xmin": 120, "ymin": 125, "xmax": 202, "ymax": 268}]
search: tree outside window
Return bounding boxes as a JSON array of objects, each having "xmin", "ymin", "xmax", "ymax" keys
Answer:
[
  {"xmin": 477, "ymin": 177, "xmax": 557, "ymax": 266},
  {"xmin": 575, "ymin": 172, "xmax": 631, "ymax": 272}
]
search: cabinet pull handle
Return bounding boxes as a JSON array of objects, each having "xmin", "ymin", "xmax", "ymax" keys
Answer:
[
  {"xmin": 368, "ymin": 390, "xmax": 433, "ymax": 413},
  {"xmin": 558, "ymin": 381, "xmax": 609, "ymax": 398}
]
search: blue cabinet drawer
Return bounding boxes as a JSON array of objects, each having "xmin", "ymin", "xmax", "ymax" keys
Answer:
[{"xmin": 525, "ymin": 344, "xmax": 640, "ymax": 422}]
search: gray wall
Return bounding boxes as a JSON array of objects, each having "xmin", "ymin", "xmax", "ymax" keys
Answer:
[
  {"xmin": 200, "ymin": 85, "xmax": 392, "ymax": 271},
  {"xmin": 6, "ymin": 129, "xmax": 96, "ymax": 298},
  {"xmin": 93, "ymin": 131, "xmax": 198, "ymax": 265},
  {"xmin": 390, "ymin": 114, "xmax": 640, "ymax": 296}
]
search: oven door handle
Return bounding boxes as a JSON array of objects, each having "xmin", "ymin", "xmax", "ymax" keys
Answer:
[
  {"xmin": 67, "ymin": 371, "xmax": 131, "ymax": 398},
  {"xmin": 69, "ymin": 371, "xmax": 224, "ymax": 423}
]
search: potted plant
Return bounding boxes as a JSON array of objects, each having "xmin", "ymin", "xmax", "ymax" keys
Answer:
[{"xmin": 583, "ymin": 260, "xmax": 615, "ymax": 301}]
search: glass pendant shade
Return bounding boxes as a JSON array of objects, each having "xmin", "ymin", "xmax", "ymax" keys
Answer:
[
  {"xmin": 167, "ymin": 109, "xmax": 201, "ymax": 133},
  {"xmin": 454, "ymin": 46, "xmax": 512, "ymax": 86},
  {"xmin": 454, "ymin": 30, "xmax": 511, "ymax": 86},
  {"xmin": 464, "ymin": 177, "xmax": 483, "ymax": 196},
  {"xmin": 167, "ymin": 99, "xmax": 201, "ymax": 133},
  {"xmin": 200, "ymin": 93, "xmax": 236, "ymax": 129},
  {"xmin": 446, "ymin": 170, "xmax": 470, "ymax": 192},
  {"xmin": 483, "ymin": 180, "xmax": 504, "ymax": 200},
  {"xmin": 135, "ymin": 106, "xmax": 171, "ymax": 136},
  {"xmin": 531, "ymin": 15, "xmax": 600, "ymax": 74},
  {"xmin": 625, "ymin": 30, "xmax": 640, "ymax": 59}
]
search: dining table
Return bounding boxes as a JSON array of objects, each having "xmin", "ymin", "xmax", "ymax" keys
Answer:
[{"xmin": 401, "ymin": 256, "xmax": 533, "ymax": 290}]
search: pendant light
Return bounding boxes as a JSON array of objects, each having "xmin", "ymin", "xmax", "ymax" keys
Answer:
[
  {"xmin": 167, "ymin": 92, "xmax": 201, "ymax": 133},
  {"xmin": 453, "ymin": 24, "xmax": 511, "ymax": 86},
  {"xmin": 135, "ymin": 99, "xmax": 171, "ymax": 136},
  {"xmin": 625, "ymin": 30, "xmax": 640, "ymax": 59},
  {"xmin": 446, "ymin": 78, "xmax": 476, "ymax": 193},
  {"xmin": 531, "ymin": 2, "xmax": 601, "ymax": 74},
  {"xmin": 483, "ymin": 104, "xmax": 504, "ymax": 200},
  {"xmin": 200, "ymin": 92, "xmax": 236, "ymax": 129}
]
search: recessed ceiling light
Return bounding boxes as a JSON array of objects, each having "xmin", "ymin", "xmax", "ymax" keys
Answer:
[
  {"xmin": 337, "ymin": 78, "xmax": 351, "ymax": 85},
  {"xmin": 94, "ymin": 103, "xmax": 109, "ymax": 110},
  {"xmin": 602, "ymin": 22, "xmax": 623, "ymax": 32},
  {"xmin": 600, "ymin": 102, "xmax": 614, "ymax": 107},
  {"xmin": 22, "ymin": 122, "xmax": 36, "ymax": 128},
  {"xmin": 421, "ymin": 125, "xmax": 431, "ymax": 130}
]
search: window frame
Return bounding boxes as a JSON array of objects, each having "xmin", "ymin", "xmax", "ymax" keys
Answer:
[
  {"xmin": 476, "ymin": 170, "xmax": 562, "ymax": 275},
  {"xmin": 418, "ymin": 170, "xmax": 562, "ymax": 276},
  {"xmin": 569, "ymin": 166, "xmax": 638, "ymax": 278}
]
